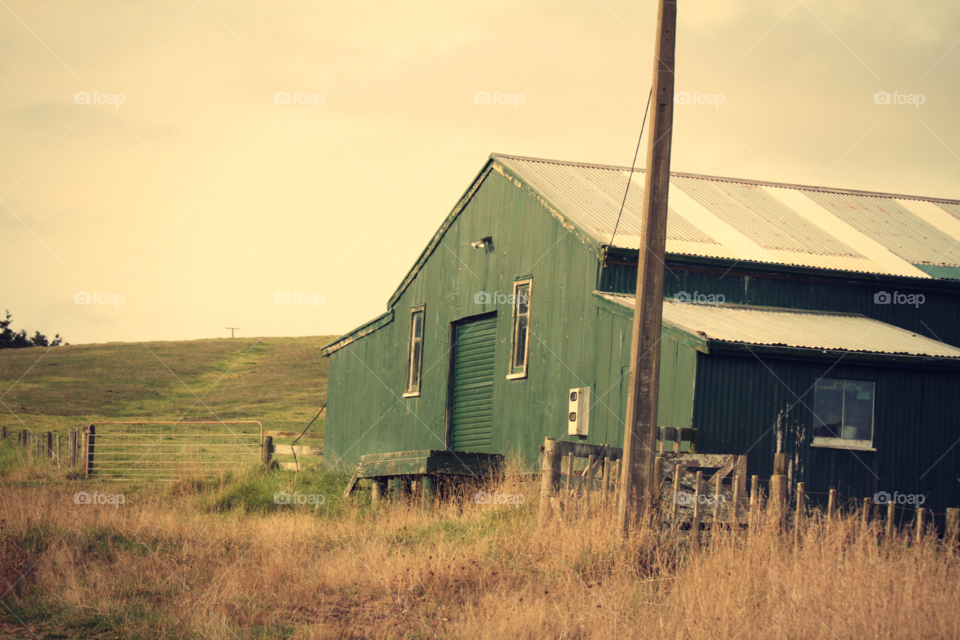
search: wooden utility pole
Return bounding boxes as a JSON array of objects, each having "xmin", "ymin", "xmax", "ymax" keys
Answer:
[
  {"xmin": 226, "ymin": 327, "xmax": 239, "ymax": 338},
  {"xmin": 616, "ymin": 0, "xmax": 678, "ymax": 537}
]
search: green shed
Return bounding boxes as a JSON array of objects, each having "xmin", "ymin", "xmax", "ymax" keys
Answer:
[{"xmin": 323, "ymin": 154, "xmax": 960, "ymax": 517}]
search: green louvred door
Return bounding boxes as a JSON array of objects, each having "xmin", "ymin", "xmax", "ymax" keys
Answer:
[{"xmin": 450, "ymin": 315, "xmax": 497, "ymax": 452}]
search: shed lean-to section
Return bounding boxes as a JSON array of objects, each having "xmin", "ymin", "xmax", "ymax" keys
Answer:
[{"xmin": 323, "ymin": 153, "xmax": 960, "ymax": 517}]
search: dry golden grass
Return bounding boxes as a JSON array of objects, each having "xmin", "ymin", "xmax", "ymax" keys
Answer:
[{"xmin": 1, "ymin": 454, "xmax": 959, "ymax": 639}]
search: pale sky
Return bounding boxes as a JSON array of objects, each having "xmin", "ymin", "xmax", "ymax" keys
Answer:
[{"xmin": 2, "ymin": 1, "xmax": 959, "ymax": 345}]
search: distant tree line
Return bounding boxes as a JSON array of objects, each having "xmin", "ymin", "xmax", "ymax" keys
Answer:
[{"xmin": 0, "ymin": 311, "xmax": 65, "ymax": 349}]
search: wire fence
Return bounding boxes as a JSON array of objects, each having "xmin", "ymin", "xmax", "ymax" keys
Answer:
[{"xmin": 84, "ymin": 422, "xmax": 265, "ymax": 480}]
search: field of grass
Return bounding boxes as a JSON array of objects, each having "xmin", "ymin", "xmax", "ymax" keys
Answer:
[
  {"xmin": 0, "ymin": 336, "xmax": 336, "ymax": 447},
  {"xmin": 3, "ymin": 338, "xmax": 959, "ymax": 638},
  {"xmin": 2, "ymin": 446, "xmax": 959, "ymax": 639}
]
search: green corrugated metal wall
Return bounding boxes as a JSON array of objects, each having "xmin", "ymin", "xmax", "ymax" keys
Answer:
[
  {"xmin": 693, "ymin": 352, "xmax": 960, "ymax": 522},
  {"xmin": 325, "ymin": 166, "xmax": 699, "ymax": 468}
]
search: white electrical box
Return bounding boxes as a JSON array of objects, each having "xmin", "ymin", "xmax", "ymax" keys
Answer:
[{"xmin": 567, "ymin": 387, "xmax": 590, "ymax": 436}]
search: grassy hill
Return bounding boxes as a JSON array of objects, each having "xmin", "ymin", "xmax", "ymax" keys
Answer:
[{"xmin": 0, "ymin": 335, "xmax": 337, "ymax": 441}]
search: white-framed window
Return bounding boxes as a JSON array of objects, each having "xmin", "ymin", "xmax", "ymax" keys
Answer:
[
  {"xmin": 811, "ymin": 378, "xmax": 876, "ymax": 451},
  {"xmin": 404, "ymin": 306, "xmax": 425, "ymax": 396},
  {"xmin": 508, "ymin": 279, "xmax": 532, "ymax": 379}
]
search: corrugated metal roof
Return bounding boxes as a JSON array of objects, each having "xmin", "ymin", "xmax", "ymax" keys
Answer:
[
  {"xmin": 597, "ymin": 292, "xmax": 960, "ymax": 359},
  {"xmin": 494, "ymin": 154, "xmax": 960, "ymax": 279}
]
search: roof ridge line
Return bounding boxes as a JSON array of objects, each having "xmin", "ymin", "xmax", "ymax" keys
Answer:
[{"xmin": 491, "ymin": 153, "xmax": 960, "ymax": 205}]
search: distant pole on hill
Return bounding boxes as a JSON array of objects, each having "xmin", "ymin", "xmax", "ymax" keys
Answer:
[
  {"xmin": 616, "ymin": 0, "xmax": 677, "ymax": 538},
  {"xmin": 226, "ymin": 327, "xmax": 239, "ymax": 338}
]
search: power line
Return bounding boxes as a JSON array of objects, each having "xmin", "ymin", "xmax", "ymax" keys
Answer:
[{"xmin": 610, "ymin": 87, "xmax": 654, "ymax": 247}]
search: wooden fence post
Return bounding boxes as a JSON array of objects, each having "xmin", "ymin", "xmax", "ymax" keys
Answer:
[
  {"xmin": 828, "ymin": 489, "xmax": 837, "ymax": 520},
  {"xmin": 69, "ymin": 431, "xmax": 78, "ymax": 468},
  {"xmin": 46, "ymin": 432, "xmax": 52, "ymax": 458},
  {"xmin": 885, "ymin": 500, "xmax": 896, "ymax": 540},
  {"xmin": 795, "ymin": 482, "xmax": 805, "ymax": 543},
  {"xmin": 262, "ymin": 435, "xmax": 273, "ymax": 466},
  {"xmin": 712, "ymin": 473, "xmax": 721, "ymax": 524},
  {"xmin": 602, "ymin": 456, "xmax": 611, "ymax": 506},
  {"xmin": 730, "ymin": 475, "xmax": 740, "ymax": 525},
  {"xmin": 862, "ymin": 497, "xmax": 873, "ymax": 528},
  {"xmin": 539, "ymin": 438, "xmax": 560, "ymax": 524},
  {"xmin": 21, "ymin": 429, "xmax": 27, "ymax": 448},
  {"xmin": 56, "ymin": 435, "xmax": 61, "ymax": 467},
  {"xmin": 774, "ymin": 453, "xmax": 788, "ymax": 476},
  {"xmin": 371, "ymin": 478, "xmax": 387, "ymax": 503},
  {"xmin": 692, "ymin": 471, "xmax": 703, "ymax": 546},
  {"xmin": 670, "ymin": 464, "xmax": 681, "ymax": 527},
  {"xmin": 770, "ymin": 475, "xmax": 786, "ymax": 529},
  {"xmin": 916, "ymin": 508, "xmax": 926, "ymax": 545},
  {"xmin": 749, "ymin": 475, "xmax": 759, "ymax": 537},
  {"xmin": 946, "ymin": 508, "xmax": 959, "ymax": 548},
  {"xmin": 1, "ymin": 425, "xmax": 6, "ymax": 439}
]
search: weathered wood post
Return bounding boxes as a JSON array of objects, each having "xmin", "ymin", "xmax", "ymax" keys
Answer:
[
  {"xmin": 773, "ymin": 453, "xmax": 788, "ymax": 476},
  {"xmin": 946, "ymin": 508, "xmax": 959, "ymax": 548},
  {"xmin": 371, "ymin": 478, "xmax": 387, "ymax": 504},
  {"xmin": 83, "ymin": 424, "xmax": 96, "ymax": 477},
  {"xmin": 915, "ymin": 508, "xmax": 926, "ymax": 545},
  {"xmin": 827, "ymin": 489, "xmax": 837, "ymax": 520},
  {"xmin": 261, "ymin": 435, "xmax": 273, "ymax": 466},
  {"xmin": 795, "ymin": 482, "xmax": 805, "ymax": 543},
  {"xmin": 730, "ymin": 475, "xmax": 741, "ymax": 526},
  {"xmin": 421, "ymin": 475, "xmax": 436, "ymax": 512},
  {"xmin": 46, "ymin": 431, "xmax": 52, "ymax": 458},
  {"xmin": 388, "ymin": 477, "xmax": 403, "ymax": 503},
  {"xmin": 602, "ymin": 456, "xmax": 611, "ymax": 506},
  {"xmin": 565, "ymin": 452, "xmax": 574, "ymax": 496},
  {"xmin": 885, "ymin": 500, "xmax": 896, "ymax": 540},
  {"xmin": 691, "ymin": 471, "xmax": 703, "ymax": 546},
  {"xmin": 862, "ymin": 497, "xmax": 873, "ymax": 528},
  {"xmin": 670, "ymin": 464, "xmax": 681, "ymax": 528},
  {"xmin": 711, "ymin": 474, "xmax": 721, "ymax": 524},
  {"xmin": 770, "ymin": 475, "xmax": 786, "ymax": 529},
  {"xmin": 749, "ymin": 475, "xmax": 759, "ymax": 537},
  {"xmin": 539, "ymin": 438, "xmax": 560, "ymax": 524},
  {"xmin": 69, "ymin": 430, "xmax": 78, "ymax": 468},
  {"xmin": 56, "ymin": 434, "xmax": 61, "ymax": 467},
  {"xmin": 1, "ymin": 425, "xmax": 6, "ymax": 439}
]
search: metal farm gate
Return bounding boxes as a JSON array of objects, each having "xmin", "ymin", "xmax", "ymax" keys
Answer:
[{"xmin": 82, "ymin": 422, "xmax": 265, "ymax": 480}]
